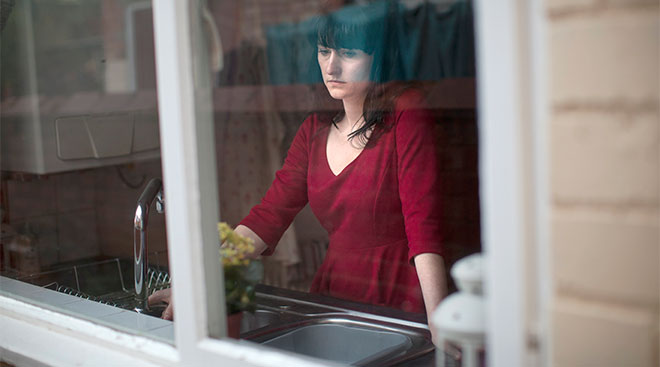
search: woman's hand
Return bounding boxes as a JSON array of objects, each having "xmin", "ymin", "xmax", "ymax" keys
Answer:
[
  {"xmin": 148, "ymin": 226, "xmax": 263, "ymax": 322},
  {"xmin": 148, "ymin": 288, "xmax": 174, "ymax": 320}
]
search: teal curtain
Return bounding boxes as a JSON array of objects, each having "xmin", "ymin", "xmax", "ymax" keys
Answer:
[{"xmin": 264, "ymin": 0, "xmax": 475, "ymax": 85}]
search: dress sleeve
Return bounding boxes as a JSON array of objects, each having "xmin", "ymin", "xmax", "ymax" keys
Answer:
[
  {"xmin": 239, "ymin": 116, "xmax": 312, "ymax": 255},
  {"xmin": 394, "ymin": 92, "xmax": 444, "ymax": 263}
]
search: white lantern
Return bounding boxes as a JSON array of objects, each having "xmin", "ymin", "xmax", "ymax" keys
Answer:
[{"xmin": 432, "ymin": 253, "xmax": 486, "ymax": 367}]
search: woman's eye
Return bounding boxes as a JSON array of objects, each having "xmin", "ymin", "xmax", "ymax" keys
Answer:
[
  {"xmin": 342, "ymin": 50, "xmax": 357, "ymax": 58},
  {"xmin": 318, "ymin": 48, "xmax": 330, "ymax": 56}
]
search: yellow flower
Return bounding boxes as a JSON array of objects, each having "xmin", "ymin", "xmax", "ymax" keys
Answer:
[{"xmin": 218, "ymin": 222, "xmax": 255, "ymax": 265}]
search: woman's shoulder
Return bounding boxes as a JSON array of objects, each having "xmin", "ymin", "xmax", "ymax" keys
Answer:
[
  {"xmin": 301, "ymin": 111, "xmax": 334, "ymax": 129},
  {"xmin": 386, "ymin": 84, "xmax": 435, "ymax": 134},
  {"xmin": 297, "ymin": 111, "xmax": 333, "ymax": 140},
  {"xmin": 390, "ymin": 84, "xmax": 428, "ymax": 112}
]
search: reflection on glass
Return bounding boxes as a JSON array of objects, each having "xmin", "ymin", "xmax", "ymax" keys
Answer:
[
  {"xmin": 237, "ymin": 4, "xmax": 446, "ymax": 314},
  {"xmin": 1, "ymin": 0, "xmax": 171, "ymax": 342},
  {"xmin": 194, "ymin": 0, "xmax": 478, "ymax": 362}
]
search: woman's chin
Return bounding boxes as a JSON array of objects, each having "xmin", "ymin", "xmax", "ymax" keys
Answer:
[{"xmin": 327, "ymin": 90, "xmax": 346, "ymax": 100}]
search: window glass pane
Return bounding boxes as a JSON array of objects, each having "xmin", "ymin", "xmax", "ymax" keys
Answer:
[
  {"xmin": 1, "ymin": 0, "xmax": 173, "ymax": 343},
  {"xmin": 189, "ymin": 0, "xmax": 480, "ymax": 364}
]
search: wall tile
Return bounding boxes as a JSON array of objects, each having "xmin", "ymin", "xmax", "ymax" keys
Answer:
[
  {"xmin": 550, "ymin": 9, "xmax": 659, "ymax": 104},
  {"xmin": 2, "ymin": 216, "xmax": 58, "ymax": 273},
  {"xmin": 0, "ymin": 276, "xmax": 44, "ymax": 296},
  {"xmin": 59, "ymin": 299, "xmax": 123, "ymax": 319},
  {"xmin": 55, "ymin": 170, "xmax": 96, "ymax": 212},
  {"xmin": 22, "ymin": 287, "xmax": 82, "ymax": 306},
  {"xmin": 12, "ymin": 216, "xmax": 60, "ymax": 269},
  {"xmin": 553, "ymin": 215, "xmax": 659, "ymax": 306},
  {"xmin": 57, "ymin": 209, "xmax": 100, "ymax": 263},
  {"xmin": 6, "ymin": 178, "xmax": 56, "ymax": 221},
  {"xmin": 94, "ymin": 161, "xmax": 167, "ymax": 261},
  {"xmin": 96, "ymin": 203, "xmax": 167, "ymax": 261},
  {"xmin": 147, "ymin": 325, "xmax": 174, "ymax": 343},
  {"xmin": 552, "ymin": 110, "xmax": 659, "ymax": 203},
  {"xmin": 95, "ymin": 203, "xmax": 133, "ymax": 259},
  {"xmin": 552, "ymin": 297, "xmax": 659, "ymax": 367},
  {"xmin": 98, "ymin": 310, "xmax": 171, "ymax": 332}
]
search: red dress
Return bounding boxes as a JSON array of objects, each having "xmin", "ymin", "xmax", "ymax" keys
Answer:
[{"xmin": 240, "ymin": 91, "xmax": 443, "ymax": 313}]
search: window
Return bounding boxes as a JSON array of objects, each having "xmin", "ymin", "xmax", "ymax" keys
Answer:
[
  {"xmin": 189, "ymin": 1, "xmax": 487, "ymax": 365},
  {"xmin": 1, "ymin": 0, "xmax": 174, "ymax": 343},
  {"xmin": 0, "ymin": 0, "xmax": 546, "ymax": 366}
]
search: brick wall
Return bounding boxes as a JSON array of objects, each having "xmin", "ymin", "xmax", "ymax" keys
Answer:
[{"xmin": 547, "ymin": 1, "xmax": 659, "ymax": 365}]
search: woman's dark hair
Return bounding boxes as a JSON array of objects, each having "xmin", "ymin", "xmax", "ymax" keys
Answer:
[
  {"xmin": 314, "ymin": 2, "xmax": 407, "ymax": 148},
  {"xmin": 316, "ymin": 8, "xmax": 385, "ymax": 83}
]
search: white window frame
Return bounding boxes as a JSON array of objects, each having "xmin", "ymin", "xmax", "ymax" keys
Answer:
[
  {"xmin": 474, "ymin": 0, "xmax": 551, "ymax": 366},
  {"xmin": 0, "ymin": 0, "xmax": 550, "ymax": 366}
]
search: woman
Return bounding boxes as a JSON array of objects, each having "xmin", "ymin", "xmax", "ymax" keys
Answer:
[{"xmin": 151, "ymin": 5, "xmax": 446, "ymax": 339}]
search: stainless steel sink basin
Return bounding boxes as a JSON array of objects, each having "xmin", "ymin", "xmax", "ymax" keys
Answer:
[
  {"xmin": 256, "ymin": 320, "xmax": 413, "ymax": 366},
  {"xmin": 243, "ymin": 315, "xmax": 431, "ymax": 366},
  {"xmin": 241, "ymin": 309, "xmax": 281, "ymax": 333},
  {"xmin": 242, "ymin": 287, "xmax": 435, "ymax": 366}
]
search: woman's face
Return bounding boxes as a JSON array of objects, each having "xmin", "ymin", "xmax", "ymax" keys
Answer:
[{"xmin": 317, "ymin": 45, "xmax": 374, "ymax": 102}]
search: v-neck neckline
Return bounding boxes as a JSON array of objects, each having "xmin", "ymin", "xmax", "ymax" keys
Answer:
[{"xmin": 324, "ymin": 126, "xmax": 364, "ymax": 177}]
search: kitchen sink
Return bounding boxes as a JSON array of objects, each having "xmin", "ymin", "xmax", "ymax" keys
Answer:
[
  {"xmin": 252, "ymin": 319, "xmax": 414, "ymax": 366},
  {"xmin": 242, "ymin": 314, "xmax": 432, "ymax": 366},
  {"xmin": 241, "ymin": 288, "xmax": 435, "ymax": 366},
  {"xmin": 241, "ymin": 309, "xmax": 281, "ymax": 333}
]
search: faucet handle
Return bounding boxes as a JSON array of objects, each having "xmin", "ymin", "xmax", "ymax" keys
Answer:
[{"xmin": 156, "ymin": 190, "xmax": 165, "ymax": 214}]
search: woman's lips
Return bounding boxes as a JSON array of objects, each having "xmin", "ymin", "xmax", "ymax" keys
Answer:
[{"xmin": 327, "ymin": 80, "xmax": 346, "ymax": 84}]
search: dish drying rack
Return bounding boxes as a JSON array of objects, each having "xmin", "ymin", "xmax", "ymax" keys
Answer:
[{"xmin": 20, "ymin": 257, "xmax": 171, "ymax": 310}]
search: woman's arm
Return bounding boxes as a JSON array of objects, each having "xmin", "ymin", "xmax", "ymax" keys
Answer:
[
  {"xmin": 234, "ymin": 224, "xmax": 268, "ymax": 258},
  {"xmin": 237, "ymin": 117, "xmax": 312, "ymax": 255},
  {"xmin": 393, "ymin": 91, "xmax": 447, "ymax": 344},
  {"xmin": 149, "ymin": 118, "xmax": 315, "ymax": 320},
  {"xmin": 415, "ymin": 253, "xmax": 447, "ymax": 347},
  {"xmin": 414, "ymin": 253, "xmax": 447, "ymax": 339}
]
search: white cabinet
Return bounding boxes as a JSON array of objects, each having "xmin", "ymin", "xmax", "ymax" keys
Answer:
[{"xmin": 1, "ymin": 0, "xmax": 160, "ymax": 174}]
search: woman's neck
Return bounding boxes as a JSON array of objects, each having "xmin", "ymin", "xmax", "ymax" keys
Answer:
[{"xmin": 339, "ymin": 95, "xmax": 366, "ymax": 135}]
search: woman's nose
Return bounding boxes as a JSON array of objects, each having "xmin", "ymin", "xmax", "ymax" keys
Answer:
[{"xmin": 325, "ymin": 52, "xmax": 340, "ymax": 75}]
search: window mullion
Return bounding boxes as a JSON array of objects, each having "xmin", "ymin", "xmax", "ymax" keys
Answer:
[{"xmin": 152, "ymin": 0, "xmax": 225, "ymax": 360}]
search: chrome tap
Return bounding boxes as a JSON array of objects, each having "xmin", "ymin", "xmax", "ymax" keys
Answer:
[{"xmin": 133, "ymin": 178, "xmax": 164, "ymax": 313}]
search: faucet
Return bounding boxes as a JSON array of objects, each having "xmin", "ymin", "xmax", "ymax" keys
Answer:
[{"xmin": 133, "ymin": 178, "xmax": 164, "ymax": 313}]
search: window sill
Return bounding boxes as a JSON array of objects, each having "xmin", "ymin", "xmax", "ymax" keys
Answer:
[{"xmin": 0, "ymin": 276, "xmax": 177, "ymax": 366}]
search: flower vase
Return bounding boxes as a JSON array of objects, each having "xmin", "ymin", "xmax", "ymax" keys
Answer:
[{"xmin": 227, "ymin": 312, "xmax": 243, "ymax": 339}]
